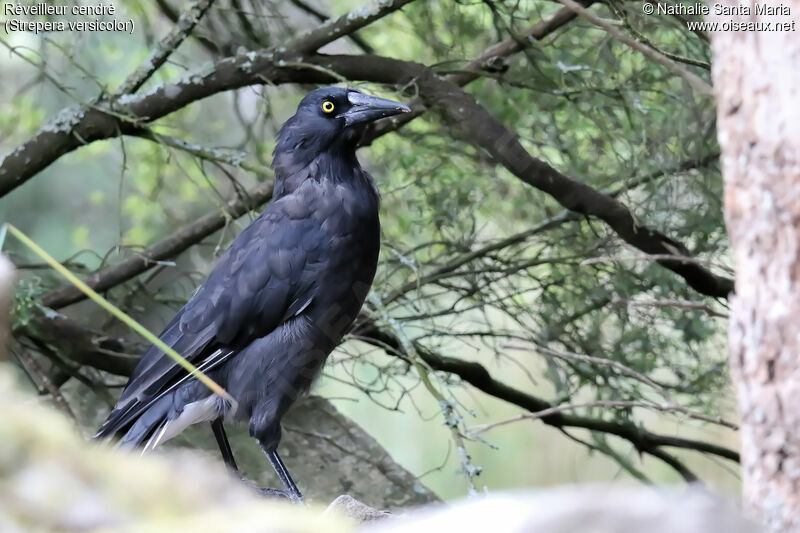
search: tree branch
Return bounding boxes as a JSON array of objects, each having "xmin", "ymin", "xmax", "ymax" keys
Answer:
[
  {"xmin": 20, "ymin": 315, "xmax": 140, "ymax": 376},
  {"xmin": 556, "ymin": 0, "xmax": 713, "ymax": 95},
  {"xmin": 17, "ymin": 310, "xmax": 739, "ymax": 483},
  {"xmin": 470, "ymin": 400, "xmax": 737, "ymax": 434},
  {"xmin": 286, "ymin": 0, "xmax": 415, "ymax": 54},
  {"xmin": 352, "ymin": 320, "xmax": 740, "ymax": 468},
  {"xmin": 115, "ymin": 0, "xmax": 217, "ymax": 95},
  {"xmin": 0, "ymin": 0, "xmax": 416, "ymax": 197},
  {"xmin": 289, "ymin": 0, "xmax": 375, "ymax": 54},
  {"xmin": 1, "ymin": 3, "xmax": 730, "ymax": 301},
  {"xmin": 154, "ymin": 0, "xmax": 220, "ymax": 54},
  {"xmin": 312, "ymin": 54, "xmax": 733, "ymax": 298},
  {"xmin": 361, "ymin": 4, "xmax": 585, "ymax": 143}
]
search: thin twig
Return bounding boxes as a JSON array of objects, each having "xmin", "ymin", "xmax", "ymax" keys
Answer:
[
  {"xmin": 556, "ymin": 0, "xmax": 713, "ymax": 95},
  {"xmin": 115, "ymin": 0, "xmax": 218, "ymax": 95},
  {"xmin": 133, "ymin": 129, "xmax": 273, "ymax": 178}
]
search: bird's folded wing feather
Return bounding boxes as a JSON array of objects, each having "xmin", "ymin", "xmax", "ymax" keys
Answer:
[{"xmin": 95, "ymin": 207, "xmax": 321, "ymax": 438}]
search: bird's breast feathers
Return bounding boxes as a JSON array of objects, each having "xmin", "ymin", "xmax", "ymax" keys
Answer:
[{"xmin": 276, "ymin": 172, "xmax": 379, "ymax": 230}]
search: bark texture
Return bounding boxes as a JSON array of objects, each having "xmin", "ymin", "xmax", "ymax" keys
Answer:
[{"xmin": 711, "ymin": 5, "xmax": 800, "ymax": 530}]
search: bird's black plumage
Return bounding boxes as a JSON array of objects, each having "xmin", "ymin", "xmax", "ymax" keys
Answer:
[{"xmin": 95, "ymin": 87, "xmax": 410, "ymax": 498}]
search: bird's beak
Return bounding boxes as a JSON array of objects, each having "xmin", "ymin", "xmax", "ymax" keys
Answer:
[{"xmin": 341, "ymin": 92, "xmax": 411, "ymax": 127}]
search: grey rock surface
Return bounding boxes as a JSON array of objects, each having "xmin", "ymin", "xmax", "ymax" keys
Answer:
[
  {"xmin": 2, "ymin": 369, "xmax": 755, "ymax": 533},
  {"xmin": 366, "ymin": 486, "xmax": 755, "ymax": 533},
  {"xmin": 325, "ymin": 495, "xmax": 392, "ymax": 522},
  {"xmin": 0, "ymin": 368, "xmax": 353, "ymax": 533}
]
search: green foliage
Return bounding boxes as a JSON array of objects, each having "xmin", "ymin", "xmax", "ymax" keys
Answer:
[{"xmin": 10, "ymin": 277, "xmax": 45, "ymax": 329}]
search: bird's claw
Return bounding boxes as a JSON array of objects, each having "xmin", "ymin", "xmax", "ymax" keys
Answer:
[{"xmin": 258, "ymin": 487, "xmax": 303, "ymax": 503}]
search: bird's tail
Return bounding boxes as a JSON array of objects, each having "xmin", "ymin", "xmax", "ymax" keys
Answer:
[{"xmin": 115, "ymin": 395, "xmax": 173, "ymax": 449}]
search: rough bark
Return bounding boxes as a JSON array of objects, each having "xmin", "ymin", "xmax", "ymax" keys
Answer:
[{"xmin": 711, "ymin": 5, "xmax": 800, "ymax": 530}]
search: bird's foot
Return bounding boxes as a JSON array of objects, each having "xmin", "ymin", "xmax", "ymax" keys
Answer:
[{"xmin": 257, "ymin": 487, "xmax": 303, "ymax": 503}]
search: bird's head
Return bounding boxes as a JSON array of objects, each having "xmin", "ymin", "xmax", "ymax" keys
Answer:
[{"xmin": 274, "ymin": 87, "xmax": 410, "ymax": 165}]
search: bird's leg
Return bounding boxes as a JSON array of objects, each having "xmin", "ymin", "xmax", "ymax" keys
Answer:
[
  {"xmin": 212, "ymin": 420, "xmax": 300, "ymax": 501},
  {"xmin": 210, "ymin": 418, "xmax": 239, "ymax": 472},
  {"xmin": 258, "ymin": 443, "xmax": 303, "ymax": 502},
  {"xmin": 267, "ymin": 450, "xmax": 302, "ymax": 500}
]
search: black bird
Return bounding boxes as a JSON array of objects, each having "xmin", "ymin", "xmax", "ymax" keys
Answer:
[{"xmin": 95, "ymin": 87, "xmax": 410, "ymax": 501}]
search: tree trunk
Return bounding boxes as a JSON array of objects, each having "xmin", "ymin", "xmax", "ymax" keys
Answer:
[{"xmin": 711, "ymin": 6, "xmax": 800, "ymax": 530}]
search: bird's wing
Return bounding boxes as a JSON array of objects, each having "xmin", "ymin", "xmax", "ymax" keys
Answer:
[{"xmin": 96, "ymin": 205, "xmax": 322, "ymax": 439}]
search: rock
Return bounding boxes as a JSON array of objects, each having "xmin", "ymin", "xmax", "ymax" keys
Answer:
[
  {"xmin": 324, "ymin": 495, "xmax": 392, "ymax": 523},
  {"xmin": 0, "ymin": 366, "xmax": 757, "ymax": 533},
  {"xmin": 366, "ymin": 486, "xmax": 755, "ymax": 533},
  {"xmin": 0, "ymin": 367, "xmax": 353, "ymax": 532}
]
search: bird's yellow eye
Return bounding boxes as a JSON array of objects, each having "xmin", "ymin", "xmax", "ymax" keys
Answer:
[{"xmin": 322, "ymin": 101, "xmax": 335, "ymax": 113}]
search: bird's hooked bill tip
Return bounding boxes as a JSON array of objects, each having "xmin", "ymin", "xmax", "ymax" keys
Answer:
[{"xmin": 342, "ymin": 92, "xmax": 412, "ymax": 126}]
